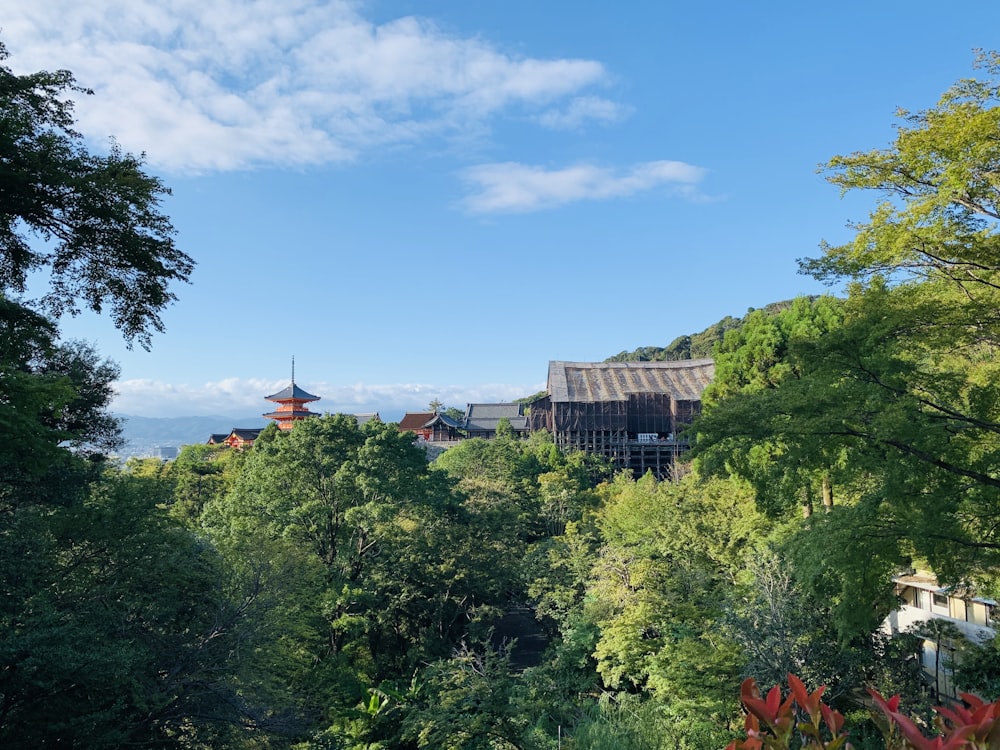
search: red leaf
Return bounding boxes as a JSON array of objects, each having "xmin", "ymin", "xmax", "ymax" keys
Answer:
[
  {"xmin": 868, "ymin": 687, "xmax": 901, "ymax": 718},
  {"xmin": 789, "ymin": 673, "xmax": 809, "ymax": 708},
  {"xmin": 765, "ymin": 684, "xmax": 782, "ymax": 716},
  {"xmin": 958, "ymin": 693, "xmax": 985, "ymax": 711},
  {"xmin": 821, "ymin": 703, "xmax": 846, "ymax": 736},
  {"xmin": 743, "ymin": 697, "xmax": 778, "ymax": 728},
  {"xmin": 890, "ymin": 710, "xmax": 937, "ymax": 750},
  {"xmin": 740, "ymin": 677, "xmax": 761, "ymax": 703}
]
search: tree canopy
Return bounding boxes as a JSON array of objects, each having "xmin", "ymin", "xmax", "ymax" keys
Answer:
[
  {"xmin": 693, "ymin": 51, "xmax": 1000, "ymax": 620},
  {"xmin": 0, "ymin": 41, "xmax": 192, "ymax": 348},
  {"xmin": 10, "ymin": 39, "xmax": 1000, "ymax": 750}
]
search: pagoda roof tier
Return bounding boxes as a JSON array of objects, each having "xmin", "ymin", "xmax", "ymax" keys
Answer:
[
  {"xmin": 263, "ymin": 409, "xmax": 319, "ymax": 420},
  {"xmin": 265, "ymin": 383, "xmax": 320, "ymax": 402}
]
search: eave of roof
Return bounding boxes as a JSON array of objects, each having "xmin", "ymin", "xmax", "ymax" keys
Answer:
[
  {"xmin": 265, "ymin": 382, "xmax": 321, "ymax": 402},
  {"xmin": 263, "ymin": 410, "xmax": 317, "ymax": 419},
  {"xmin": 426, "ymin": 413, "xmax": 462, "ymax": 428},
  {"xmin": 893, "ymin": 574, "xmax": 998, "ymax": 605}
]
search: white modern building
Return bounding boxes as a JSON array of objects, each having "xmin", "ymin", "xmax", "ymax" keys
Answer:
[{"xmin": 883, "ymin": 572, "xmax": 996, "ymax": 699}]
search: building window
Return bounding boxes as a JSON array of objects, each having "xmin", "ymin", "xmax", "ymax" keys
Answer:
[{"xmin": 932, "ymin": 592, "xmax": 948, "ymax": 608}]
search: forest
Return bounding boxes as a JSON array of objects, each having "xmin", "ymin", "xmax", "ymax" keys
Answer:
[{"xmin": 5, "ymin": 40, "xmax": 1000, "ymax": 750}]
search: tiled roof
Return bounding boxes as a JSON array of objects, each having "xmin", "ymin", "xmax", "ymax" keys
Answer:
[
  {"xmin": 399, "ymin": 412, "xmax": 436, "ymax": 430},
  {"xmin": 265, "ymin": 382, "xmax": 320, "ymax": 402},
  {"xmin": 229, "ymin": 428, "xmax": 263, "ymax": 440},
  {"xmin": 426, "ymin": 413, "xmax": 462, "ymax": 429},
  {"xmin": 464, "ymin": 403, "xmax": 528, "ymax": 432},
  {"xmin": 354, "ymin": 413, "xmax": 380, "ymax": 426},
  {"xmin": 466, "ymin": 403, "xmax": 525, "ymax": 419},
  {"xmin": 547, "ymin": 360, "xmax": 714, "ymax": 403}
]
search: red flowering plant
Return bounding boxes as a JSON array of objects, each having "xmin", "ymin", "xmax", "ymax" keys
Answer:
[
  {"xmin": 867, "ymin": 686, "xmax": 1000, "ymax": 750},
  {"xmin": 726, "ymin": 674, "xmax": 850, "ymax": 750},
  {"xmin": 727, "ymin": 674, "xmax": 1000, "ymax": 750}
]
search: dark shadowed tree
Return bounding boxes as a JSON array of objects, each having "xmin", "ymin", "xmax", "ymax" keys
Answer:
[{"xmin": 0, "ymin": 40, "xmax": 192, "ymax": 348}]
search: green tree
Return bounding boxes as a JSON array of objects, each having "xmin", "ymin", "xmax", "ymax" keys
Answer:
[
  {"xmin": 585, "ymin": 473, "xmax": 766, "ymax": 745},
  {"xmin": 953, "ymin": 633, "xmax": 1000, "ymax": 699},
  {"xmin": 911, "ymin": 618, "xmax": 965, "ymax": 701},
  {"xmin": 0, "ymin": 297, "xmax": 121, "ymax": 509},
  {"xmin": 722, "ymin": 549, "xmax": 925, "ymax": 714},
  {"xmin": 201, "ymin": 416, "xmax": 517, "ymax": 744},
  {"xmin": 0, "ymin": 474, "xmax": 262, "ymax": 748},
  {"xmin": 166, "ymin": 442, "xmax": 242, "ymax": 525},
  {"xmin": 402, "ymin": 642, "xmax": 533, "ymax": 750},
  {"xmin": 0, "ymin": 42, "xmax": 258, "ymax": 749},
  {"xmin": 693, "ymin": 54, "xmax": 1000, "ymax": 606},
  {"xmin": 0, "ymin": 40, "xmax": 192, "ymax": 348}
]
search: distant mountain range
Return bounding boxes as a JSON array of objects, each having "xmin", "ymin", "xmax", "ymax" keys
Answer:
[
  {"xmin": 115, "ymin": 411, "xmax": 406, "ymax": 459},
  {"xmin": 115, "ymin": 414, "xmax": 266, "ymax": 458}
]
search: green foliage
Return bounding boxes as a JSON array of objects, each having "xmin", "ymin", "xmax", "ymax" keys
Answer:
[
  {"xmin": 953, "ymin": 634, "xmax": 1000, "ymax": 700},
  {"xmin": 496, "ymin": 415, "xmax": 515, "ymax": 440},
  {"xmin": 165, "ymin": 441, "xmax": 243, "ymax": 524},
  {"xmin": 606, "ymin": 301, "xmax": 823, "ymax": 364},
  {"xmin": 724, "ymin": 549, "xmax": 926, "ymax": 717},
  {"xmin": 0, "ymin": 474, "xmax": 254, "ymax": 747},
  {"xmin": 199, "ymin": 415, "xmax": 526, "ymax": 744},
  {"xmin": 401, "ymin": 643, "xmax": 532, "ymax": 750},
  {"xmin": 702, "ymin": 295, "xmax": 844, "ymax": 405},
  {"xmin": 778, "ymin": 504, "xmax": 906, "ymax": 641},
  {"xmin": 515, "ymin": 390, "xmax": 549, "ymax": 404},
  {"xmin": 568, "ymin": 694, "xmax": 689, "ymax": 749},
  {"xmin": 584, "ymin": 473, "xmax": 768, "ymax": 739},
  {"xmin": 693, "ymin": 54, "xmax": 1000, "ymax": 618},
  {"xmin": 0, "ymin": 41, "xmax": 192, "ymax": 348},
  {"xmin": 0, "ymin": 298, "xmax": 122, "ymax": 506}
]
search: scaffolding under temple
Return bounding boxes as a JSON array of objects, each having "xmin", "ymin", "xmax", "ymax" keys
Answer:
[{"xmin": 528, "ymin": 360, "xmax": 714, "ymax": 480}]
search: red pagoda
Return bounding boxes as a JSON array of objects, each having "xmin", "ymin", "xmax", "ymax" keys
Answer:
[{"xmin": 263, "ymin": 360, "xmax": 320, "ymax": 430}]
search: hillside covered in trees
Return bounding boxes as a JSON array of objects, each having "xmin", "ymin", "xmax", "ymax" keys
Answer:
[
  {"xmin": 604, "ymin": 299, "xmax": 813, "ymax": 364},
  {"xmin": 6, "ymin": 38, "xmax": 1000, "ymax": 750}
]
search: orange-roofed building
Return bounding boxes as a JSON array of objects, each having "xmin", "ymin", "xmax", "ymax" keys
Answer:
[{"xmin": 263, "ymin": 369, "xmax": 320, "ymax": 430}]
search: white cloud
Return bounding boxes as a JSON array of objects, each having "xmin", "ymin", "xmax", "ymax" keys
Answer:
[
  {"xmin": 536, "ymin": 96, "xmax": 629, "ymax": 130},
  {"xmin": 459, "ymin": 159, "xmax": 708, "ymax": 213},
  {"xmin": 113, "ymin": 377, "xmax": 542, "ymax": 418},
  {"xmin": 4, "ymin": 1, "xmax": 614, "ymax": 173}
]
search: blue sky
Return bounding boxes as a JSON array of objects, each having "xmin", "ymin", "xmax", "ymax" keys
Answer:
[{"xmin": 6, "ymin": 1, "xmax": 998, "ymax": 417}]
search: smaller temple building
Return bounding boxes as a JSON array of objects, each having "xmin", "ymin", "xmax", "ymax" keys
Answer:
[
  {"xmin": 398, "ymin": 411, "xmax": 463, "ymax": 442},
  {"xmin": 464, "ymin": 403, "xmax": 529, "ymax": 439},
  {"xmin": 209, "ymin": 428, "xmax": 264, "ymax": 449}
]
